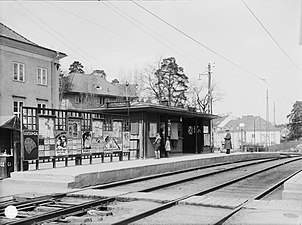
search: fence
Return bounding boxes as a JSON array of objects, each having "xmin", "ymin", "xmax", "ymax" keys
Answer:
[{"xmin": 20, "ymin": 106, "xmax": 135, "ymax": 170}]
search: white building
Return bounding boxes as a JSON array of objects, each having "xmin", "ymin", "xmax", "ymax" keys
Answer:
[{"xmin": 214, "ymin": 115, "xmax": 281, "ymax": 150}]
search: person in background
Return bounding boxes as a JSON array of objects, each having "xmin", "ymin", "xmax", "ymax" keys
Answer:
[
  {"xmin": 224, "ymin": 129, "xmax": 232, "ymax": 154},
  {"xmin": 153, "ymin": 133, "xmax": 161, "ymax": 159},
  {"xmin": 159, "ymin": 128, "xmax": 165, "ymax": 158},
  {"xmin": 165, "ymin": 136, "xmax": 171, "ymax": 158}
]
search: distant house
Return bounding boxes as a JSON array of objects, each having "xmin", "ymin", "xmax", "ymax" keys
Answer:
[
  {"xmin": 214, "ymin": 115, "xmax": 281, "ymax": 150},
  {"xmin": 60, "ymin": 70, "xmax": 138, "ymax": 109}
]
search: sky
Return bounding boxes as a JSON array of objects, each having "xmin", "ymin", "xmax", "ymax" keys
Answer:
[{"xmin": 1, "ymin": 0, "xmax": 301, "ymax": 125}]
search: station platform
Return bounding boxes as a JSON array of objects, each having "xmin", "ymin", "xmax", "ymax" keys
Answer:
[
  {"xmin": 0, "ymin": 152, "xmax": 280, "ymax": 197},
  {"xmin": 283, "ymin": 168, "xmax": 302, "ymax": 200}
]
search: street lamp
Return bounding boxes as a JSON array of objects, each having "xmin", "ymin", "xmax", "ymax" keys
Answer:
[{"xmin": 239, "ymin": 123, "xmax": 245, "ymax": 152}]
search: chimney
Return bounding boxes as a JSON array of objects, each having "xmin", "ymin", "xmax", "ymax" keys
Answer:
[{"xmin": 91, "ymin": 70, "xmax": 106, "ymax": 79}]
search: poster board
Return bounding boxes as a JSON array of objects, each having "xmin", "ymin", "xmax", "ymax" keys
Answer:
[
  {"xmin": 23, "ymin": 130, "xmax": 39, "ymax": 160},
  {"xmin": 113, "ymin": 121, "xmax": 122, "ymax": 138},
  {"xmin": 55, "ymin": 131, "xmax": 68, "ymax": 156},
  {"xmin": 68, "ymin": 119, "xmax": 81, "ymax": 138},
  {"xmin": 122, "ymin": 131, "xmax": 130, "ymax": 151},
  {"xmin": 39, "ymin": 117, "xmax": 54, "ymax": 139},
  {"xmin": 103, "ymin": 131, "xmax": 120, "ymax": 151},
  {"xmin": 92, "ymin": 120, "xmax": 103, "ymax": 138},
  {"xmin": 204, "ymin": 134, "xmax": 211, "ymax": 146},
  {"xmin": 82, "ymin": 131, "xmax": 92, "ymax": 154},
  {"xmin": 149, "ymin": 123, "xmax": 157, "ymax": 138}
]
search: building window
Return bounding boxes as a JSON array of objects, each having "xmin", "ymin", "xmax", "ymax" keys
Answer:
[
  {"xmin": 13, "ymin": 62, "xmax": 25, "ymax": 82},
  {"xmin": 13, "ymin": 100, "xmax": 24, "ymax": 116},
  {"xmin": 75, "ymin": 94, "xmax": 81, "ymax": 103},
  {"xmin": 99, "ymin": 97, "xmax": 105, "ymax": 105},
  {"xmin": 37, "ymin": 101, "xmax": 47, "ymax": 114},
  {"xmin": 37, "ymin": 67, "xmax": 47, "ymax": 85},
  {"xmin": 37, "ymin": 103, "xmax": 47, "ymax": 109}
]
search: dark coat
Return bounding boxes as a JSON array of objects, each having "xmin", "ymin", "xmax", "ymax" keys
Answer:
[{"xmin": 224, "ymin": 133, "xmax": 232, "ymax": 149}]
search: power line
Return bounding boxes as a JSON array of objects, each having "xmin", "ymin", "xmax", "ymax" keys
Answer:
[
  {"xmin": 241, "ymin": 0, "xmax": 302, "ymax": 75},
  {"xmin": 9, "ymin": 3, "xmax": 107, "ymax": 73},
  {"xmin": 17, "ymin": 2, "xmax": 109, "ymax": 72},
  {"xmin": 49, "ymin": 1, "xmax": 161, "ymax": 53},
  {"xmin": 101, "ymin": 1, "xmax": 203, "ymax": 69},
  {"xmin": 130, "ymin": 0, "xmax": 268, "ymax": 84}
]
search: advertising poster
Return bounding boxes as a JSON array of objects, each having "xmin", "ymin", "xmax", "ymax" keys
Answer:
[
  {"xmin": 92, "ymin": 120, "xmax": 103, "ymax": 138},
  {"xmin": 149, "ymin": 123, "xmax": 157, "ymax": 138},
  {"xmin": 204, "ymin": 134, "xmax": 211, "ymax": 146},
  {"xmin": 55, "ymin": 131, "xmax": 68, "ymax": 156},
  {"xmin": 92, "ymin": 137, "xmax": 104, "ymax": 153},
  {"xmin": 68, "ymin": 119, "xmax": 81, "ymax": 138},
  {"xmin": 104, "ymin": 131, "xmax": 120, "ymax": 151},
  {"xmin": 82, "ymin": 131, "xmax": 92, "ymax": 154},
  {"xmin": 113, "ymin": 121, "xmax": 122, "ymax": 138},
  {"xmin": 122, "ymin": 131, "xmax": 130, "ymax": 151},
  {"xmin": 23, "ymin": 130, "xmax": 39, "ymax": 160},
  {"xmin": 39, "ymin": 117, "xmax": 54, "ymax": 139}
]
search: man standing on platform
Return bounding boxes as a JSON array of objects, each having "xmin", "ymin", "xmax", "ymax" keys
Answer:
[{"xmin": 224, "ymin": 129, "xmax": 232, "ymax": 154}]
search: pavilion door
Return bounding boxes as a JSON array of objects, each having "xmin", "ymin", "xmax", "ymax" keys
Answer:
[{"xmin": 182, "ymin": 119, "xmax": 196, "ymax": 153}]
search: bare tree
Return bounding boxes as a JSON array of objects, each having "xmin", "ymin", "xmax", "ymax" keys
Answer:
[{"xmin": 187, "ymin": 79, "xmax": 223, "ymax": 113}]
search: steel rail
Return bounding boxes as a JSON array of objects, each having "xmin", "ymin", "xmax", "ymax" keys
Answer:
[
  {"xmin": 212, "ymin": 167, "xmax": 302, "ymax": 225},
  {"xmin": 111, "ymin": 156, "xmax": 302, "ymax": 225},
  {"xmin": 0, "ymin": 157, "xmax": 279, "ymax": 212},
  {"xmin": 1, "ymin": 156, "xmax": 297, "ymax": 224},
  {"xmin": 90, "ymin": 157, "xmax": 279, "ymax": 190},
  {"xmin": 139, "ymin": 158, "xmax": 279, "ymax": 192},
  {"xmin": 2, "ymin": 197, "xmax": 116, "ymax": 225}
]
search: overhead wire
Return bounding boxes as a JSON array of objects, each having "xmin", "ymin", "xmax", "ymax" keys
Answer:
[
  {"xmin": 17, "ymin": 2, "xmax": 108, "ymax": 72},
  {"xmin": 48, "ymin": 1, "xmax": 161, "ymax": 53},
  {"xmin": 241, "ymin": 0, "xmax": 302, "ymax": 75},
  {"xmin": 130, "ymin": 0, "xmax": 268, "ymax": 84},
  {"xmin": 100, "ymin": 0, "xmax": 203, "ymax": 69},
  {"xmin": 8, "ymin": 3, "xmax": 111, "ymax": 75}
]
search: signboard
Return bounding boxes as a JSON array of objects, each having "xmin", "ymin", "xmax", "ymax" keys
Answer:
[
  {"xmin": 113, "ymin": 121, "xmax": 122, "ymax": 138},
  {"xmin": 68, "ymin": 119, "xmax": 81, "ymax": 138},
  {"xmin": 92, "ymin": 120, "xmax": 103, "ymax": 138},
  {"xmin": 122, "ymin": 131, "xmax": 130, "ymax": 151},
  {"xmin": 23, "ymin": 130, "xmax": 39, "ymax": 160},
  {"xmin": 39, "ymin": 117, "xmax": 54, "ymax": 139},
  {"xmin": 55, "ymin": 131, "xmax": 68, "ymax": 156},
  {"xmin": 82, "ymin": 131, "xmax": 92, "ymax": 154},
  {"xmin": 104, "ymin": 131, "xmax": 120, "ymax": 151},
  {"xmin": 149, "ymin": 123, "xmax": 157, "ymax": 138},
  {"xmin": 204, "ymin": 134, "xmax": 211, "ymax": 146}
]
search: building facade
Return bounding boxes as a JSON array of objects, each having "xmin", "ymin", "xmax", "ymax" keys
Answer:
[
  {"xmin": 60, "ymin": 70, "xmax": 138, "ymax": 110},
  {"xmin": 0, "ymin": 22, "xmax": 66, "ymax": 117},
  {"xmin": 214, "ymin": 115, "xmax": 281, "ymax": 150}
]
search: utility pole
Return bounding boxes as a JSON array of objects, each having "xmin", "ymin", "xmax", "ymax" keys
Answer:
[
  {"xmin": 207, "ymin": 63, "xmax": 212, "ymax": 114},
  {"xmin": 273, "ymin": 102, "xmax": 276, "ymax": 126},
  {"xmin": 207, "ymin": 63, "xmax": 214, "ymax": 152},
  {"xmin": 266, "ymin": 89, "xmax": 269, "ymax": 148}
]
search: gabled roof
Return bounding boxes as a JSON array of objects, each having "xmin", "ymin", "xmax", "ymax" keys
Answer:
[
  {"xmin": 223, "ymin": 115, "xmax": 279, "ymax": 132},
  {"xmin": 0, "ymin": 22, "xmax": 66, "ymax": 59},
  {"xmin": 68, "ymin": 73, "xmax": 137, "ymax": 98},
  {"xmin": 0, "ymin": 22, "xmax": 36, "ymax": 45}
]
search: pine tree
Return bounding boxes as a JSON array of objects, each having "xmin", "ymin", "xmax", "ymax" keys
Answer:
[{"xmin": 287, "ymin": 101, "xmax": 302, "ymax": 140}]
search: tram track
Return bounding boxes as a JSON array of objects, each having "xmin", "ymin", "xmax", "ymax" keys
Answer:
[
  {"xmin": 0, "ymin": 156, "xmax": 279, "ymax": 211},
  {"xmin": 110, "ymin": 156, "xmax": 302, "ymax": 225},
  {"xmin": 0, "ymin": 156, "xmax": 301, "ymax": 224}
]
